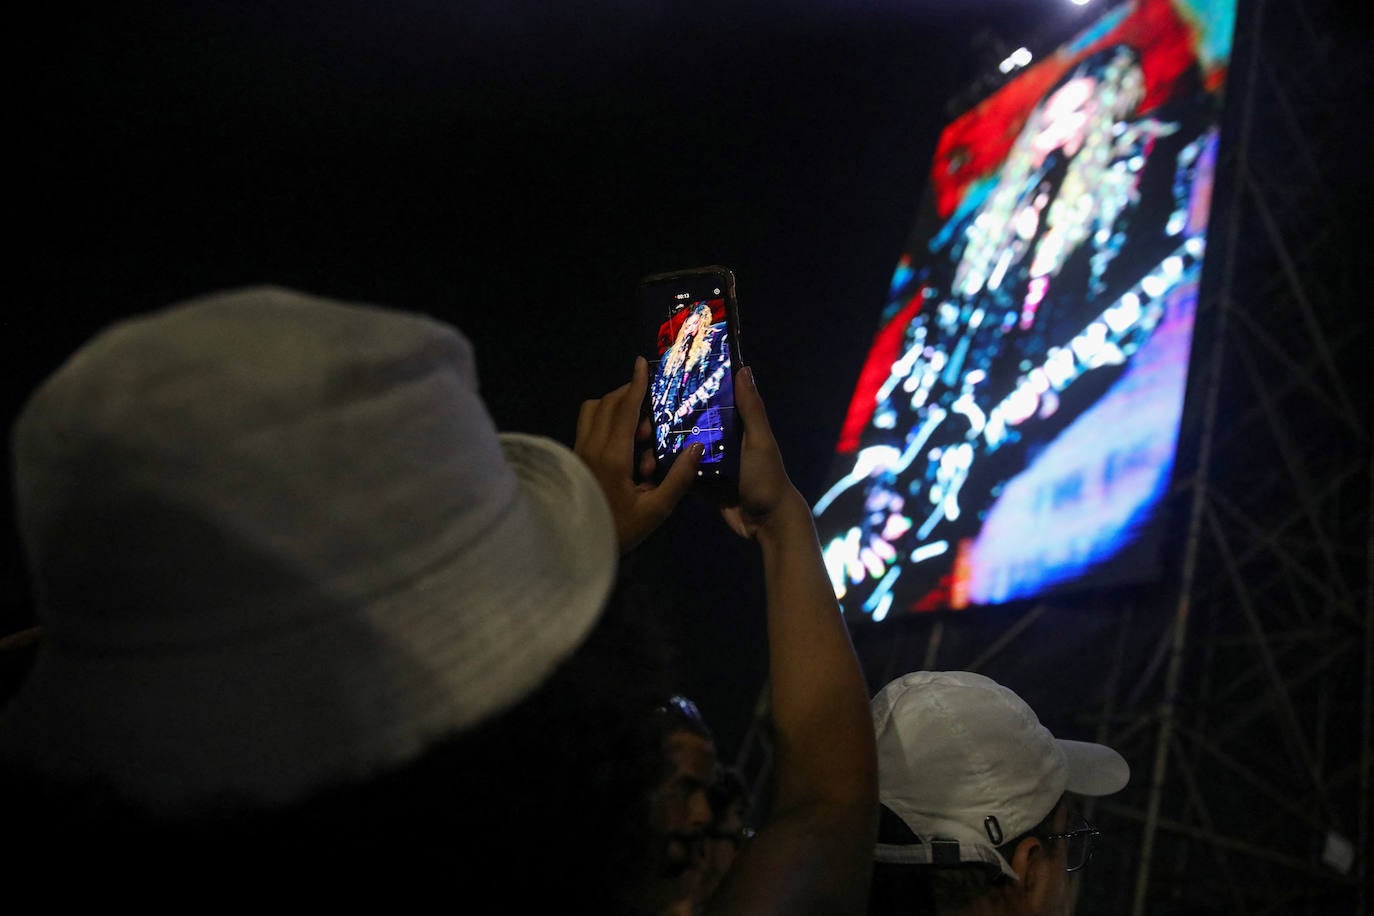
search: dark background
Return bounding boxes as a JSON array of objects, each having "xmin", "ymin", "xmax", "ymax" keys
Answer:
[{"xmin": 8, "ymin": 0, "xmax": 1215, "ymax": 757}]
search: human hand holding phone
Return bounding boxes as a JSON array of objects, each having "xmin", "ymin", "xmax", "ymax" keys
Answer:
[
  {"xmin": 576, "ymin": 356, "xmax": 703, "ymax": 553},
  {"xmin": 717, "ymin": 365, "xmax": 806, "ymax": 542}
]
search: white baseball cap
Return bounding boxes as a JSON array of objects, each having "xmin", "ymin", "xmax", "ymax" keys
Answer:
[
  {"xmin": 872, "ymin": 670, "xmax": 1129, "ymax": 881},
  {"xmin": 0, "ymin": 286, "xmax": 618, "ymax": 812}
]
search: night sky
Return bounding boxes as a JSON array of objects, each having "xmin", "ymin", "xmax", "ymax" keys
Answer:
[{"xmin": 9, "ymin": 1, "xmax": 1184, "ymax": 753}]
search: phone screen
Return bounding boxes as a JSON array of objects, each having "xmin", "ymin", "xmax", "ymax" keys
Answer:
[{"xmin": 637, "ymin": 267, "xmax": 742, "ymax": 491}]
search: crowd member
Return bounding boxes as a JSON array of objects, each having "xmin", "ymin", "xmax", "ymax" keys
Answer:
[
  {"xmin": 866, "ymin": 671, "xmax": 1130, "ymax": 916},
  {"xmin": 632, "ymin": 694, "xmax": 719, "ymax": 914},
  {"xmin": 697, "ymin": 765, "xmax": 755, "ymax": 908},
  {"xmin": 580, "ymin": 328, "xmax": 879, "ymax": 914},
  {"xmin": 657, "ymin": 759, "xmax": 755, "ymax": 916},
  {"xmin": 0, "ymin": 285, "xmax": 876, "ymax": 911}
]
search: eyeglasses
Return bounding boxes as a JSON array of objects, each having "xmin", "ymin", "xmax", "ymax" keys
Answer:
[
  {"xmin": 657, "ymin": 694, "xmax": 707, "ymax": 725},
  {"xmin": 706, "ymin": 825, "xmax": 756, "ymax": 848},
  {"xmin": 1040, "ymin": 813, "xmax": 1101, "ymax": 872}
]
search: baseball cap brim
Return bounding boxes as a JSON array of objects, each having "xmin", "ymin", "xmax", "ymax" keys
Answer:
[{"xmin": 1058, "ymin": 738, "xmax": 1130, "ymax": 797}]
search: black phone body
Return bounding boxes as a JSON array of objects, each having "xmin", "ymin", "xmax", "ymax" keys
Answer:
[{"xmin": 637, "ymin": 265, "xmax": 744, "ymax": 498}]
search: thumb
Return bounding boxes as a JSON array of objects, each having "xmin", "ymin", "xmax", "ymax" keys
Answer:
[
  {"xmin": 733, "ymin": 366, "xmax": 776, "ymax": 446},
  {"xmin": 644, "ymin": 442, "xmax": 704, "ymax": 520}
]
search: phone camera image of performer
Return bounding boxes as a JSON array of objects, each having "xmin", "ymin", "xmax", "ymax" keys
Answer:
[{"xmin": 650, "ymin": 300, "xmax": 733, "ymax": 468}]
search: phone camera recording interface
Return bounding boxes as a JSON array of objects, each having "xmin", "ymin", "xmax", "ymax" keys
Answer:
[{"xmin": 641, "ymin": 272, "xmax": 738, "ymax": 486}]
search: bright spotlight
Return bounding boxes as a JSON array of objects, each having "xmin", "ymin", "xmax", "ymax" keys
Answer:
[
  {"xmin": 998, "ymin": 47, "xmax": 1033, "ymax": 74},
  {"xmin": 1071, "ymin": 0, "xmax": 1092, "ymax": 6}
]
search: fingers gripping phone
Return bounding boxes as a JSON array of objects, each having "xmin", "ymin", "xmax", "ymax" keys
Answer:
[{"xmin": 637, "ymin": 266, "xmax": 744, "ymax": 499}]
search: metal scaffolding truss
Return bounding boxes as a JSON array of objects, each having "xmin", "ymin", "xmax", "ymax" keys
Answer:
[
  {"xmin": 737, "ymin": 1, "xmax": 1371, "ymax": 913},
  {"xmin": 1110, "ymin": 0, "xmax": 1371, "ymax": 911}
]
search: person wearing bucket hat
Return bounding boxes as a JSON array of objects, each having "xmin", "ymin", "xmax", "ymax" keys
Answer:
[
  {"xmin": 1, "ymin": 285, "xmax": 877, "ymax": 912},
  {"xmin": 0, "ymin": 285, "xmax": 638, "ymax": 807},
  {"xmin": 866, "ymin": 671, "xmax": 1130, "ymax": 916}
]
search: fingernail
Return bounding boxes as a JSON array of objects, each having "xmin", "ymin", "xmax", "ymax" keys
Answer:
[
  {"xmin": 743, "ymin": 366, "xmax": 757, "ymax": 390},
  {"xmin": 690, "ymin": 443, "xmax": 705, "ymax": 457}
]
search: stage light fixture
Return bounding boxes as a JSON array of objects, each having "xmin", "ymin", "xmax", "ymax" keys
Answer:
[{"xmin": 998, "ymin": 47, "xmax": 1033, "ymax": 73}]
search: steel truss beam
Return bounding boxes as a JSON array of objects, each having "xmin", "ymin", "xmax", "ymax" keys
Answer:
[{"xmin": 1108, "ymin": 0, "xmax": 1370, "ymax": 909}]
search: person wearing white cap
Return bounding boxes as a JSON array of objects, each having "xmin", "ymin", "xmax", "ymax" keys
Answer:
[
  {"xmin": 0, "ymin": 285, "xmax": 876, "ymax": 913},
  {"xmin": 867, "ymin": 670, "xmax": 1130, "ymax": 916}
]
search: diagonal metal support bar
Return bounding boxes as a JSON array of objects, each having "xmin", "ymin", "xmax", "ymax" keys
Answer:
[
  {"xmin": 1199, "ymin": 470, "xmax": 1365, "ymax": 625},
  {"xmin": 1232, "ymin": 327, "xmax": 1355, "ymax": 606},
  {"xmin": 1206, "ymin": 492, "xmax": 1339, "ymax": 621},
  {"xmin": 966, "ymin": 603, "xmax": 1045, "ymax": 672},
  {"xmin": 1205, "ymin": 640, "xmax": 1352, "ymax": 752},
  {"xmin": 1205, "ymin": 502, "xmax": 1334, "ymax": 821},
  {"xmin": 1360, "ymin": 447, "xmax": 1373, "ymax": 915},
  {"xmin": 1257, "ymin": 56, "xmax": 1332, "ymax": 200},
  {"xmin": 1173, "ymin": 723, "xmax": 1324, "ymax": 829},
  {"xmin": 1168, "ymin": 734, "xmax": 1246, "ymax": 911},
  {"xmin": 1242, "ymin": 168, "xmax": 1364, "ymax": 429},
  {"xmin": 1227, "ymin": 301, "xmax": 1351, "ymax": 425},
  {"xmin": 1104, "ymin": 798, "xmax": 1360, "ymax": 883}
]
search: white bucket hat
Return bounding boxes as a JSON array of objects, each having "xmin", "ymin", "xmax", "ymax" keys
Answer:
[
  {"xmin": 0, "ymin": 285, "xmax": 617, "ymax": 812},
  {"xmin": 872, "ymin": 670, "xmax": 1129, "ymax": 881}
]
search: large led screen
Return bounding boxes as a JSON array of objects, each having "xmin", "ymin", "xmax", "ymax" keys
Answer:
[{"xmin": 815, "ymin": 0, "xmax": 1237, "ymax": 620}]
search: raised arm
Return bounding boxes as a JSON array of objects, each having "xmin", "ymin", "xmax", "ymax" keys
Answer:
[
  {"xmin": 708, "ymin": 366, "xmax": 878, "ymax": 915},
  {"xmin": 574, "ymin": 359, "xmax": 877, "ymax": 914}
]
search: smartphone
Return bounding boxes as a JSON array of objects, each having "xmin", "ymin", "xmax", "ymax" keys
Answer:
[{"xmin": 636, "ymin": 265, "xmax": 744, "ymax": 497}]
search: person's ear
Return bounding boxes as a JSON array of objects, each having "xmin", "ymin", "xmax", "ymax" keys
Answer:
[{"xmin": 1009, "ymin": 835, "xmax": 1053, "ymax": 914}]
